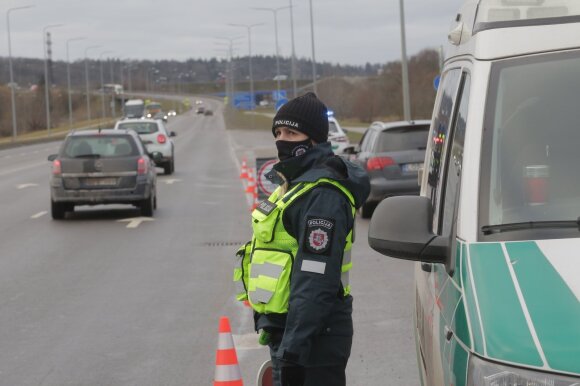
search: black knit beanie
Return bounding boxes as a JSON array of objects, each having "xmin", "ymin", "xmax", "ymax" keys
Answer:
[{"xmin": 272, "ymin": 92, "xmax": 329, "ymax": 143}]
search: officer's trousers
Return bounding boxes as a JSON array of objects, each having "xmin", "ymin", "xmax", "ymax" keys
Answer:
[{"xmin": 268, "ymin": 334, "xmax": 348, "ymax": 386}]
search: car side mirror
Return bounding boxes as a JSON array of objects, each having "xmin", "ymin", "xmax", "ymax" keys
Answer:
[
  {"xmin": 368, "ymin": 196, "xmax": 447, "ymax": 263},
  {"xmin": 48, "ymin": 154, "xmax": 58, "ymax": 161},
  {"xmin": 169, "ymin": 131, "xmax": 176, "ymax": 137},
  {"xmin": 343, "ymin": 146, "xmax": 356, "ymax": 155}
]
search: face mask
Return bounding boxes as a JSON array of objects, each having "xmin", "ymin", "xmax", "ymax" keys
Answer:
[{"xmin": 276, "ymin": 139, "xmax": 312, "ymax": 161}]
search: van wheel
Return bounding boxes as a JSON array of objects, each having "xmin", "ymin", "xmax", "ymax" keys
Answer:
[
  {"xmin": 51, "ymin": 200, "xmax": 67, "ymax": 220},
  {"xmin": 360, "ymin": 201, "xmax": 377, "ymax": 219}
]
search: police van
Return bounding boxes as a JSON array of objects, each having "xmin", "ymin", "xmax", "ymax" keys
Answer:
[{"xmin": 368, "ymin": 0, "xmax": 580, "ymax": 384}]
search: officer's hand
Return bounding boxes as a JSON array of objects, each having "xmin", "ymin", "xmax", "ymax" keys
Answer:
[{"xmin": 281, "ymin": 364, "xmax": 305, "ymax": 385}]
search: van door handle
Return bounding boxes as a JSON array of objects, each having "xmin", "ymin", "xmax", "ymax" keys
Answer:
[{"xmin": 421, "ymin": 263, "xmax": 432, "ymax": 272}]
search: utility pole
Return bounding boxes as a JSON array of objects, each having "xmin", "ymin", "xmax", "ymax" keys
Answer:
[
  {"xmin": 289, "ymin": 0, "xmax": 298, "ymax": 98},
  {"xmin": 43, "ymin": 24, "xmax": 64, "ymax": 136},
  {"xmin": 308, "ymin": 0, "xmax": 318, "ymax": 94},
  {"xmin": 229, "ymin": 23, "xmax": 264, "ymax": 110},
  {"xmin": 399, "ymin": 0, "xmax": 411, "ymax": 120}
]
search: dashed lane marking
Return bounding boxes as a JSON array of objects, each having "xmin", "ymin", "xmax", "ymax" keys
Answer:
[
  {"xmin": 17, "ymin": 183, "xmax": 39, "ymax": 189},
  {"xmin": 31, "ymin": 211, "xmax": 48, "ymax": 219},
  {"xmin": 117, "ymin": 217, "xmax": 155, "ymax": 228}
]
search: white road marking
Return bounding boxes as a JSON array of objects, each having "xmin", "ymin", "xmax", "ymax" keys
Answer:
[
  {"xmin": 17, "ymin": 183, "xmax": 39, "ymax": 189},
  {"xmin": 163, "ymin": 178, "xmax": 182, "ymax": 185},
  {"xmin": 117, "ymin": 217, "xmax": 154, "ymax": 228},
  {"xmin": 467, "ymin": 245, "xmax": 488, "ymax": 357},
  {"xmin": 31, "ymin": 211, "xmax": 47, "ymax": 219},
  {"xmin": 0, "ymin": 161, "xmax": 46, "ymax": 177}
]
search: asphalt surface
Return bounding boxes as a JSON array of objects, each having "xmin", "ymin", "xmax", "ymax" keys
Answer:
[{"xmin": 0, "ymin": 100, "xmax": 419, "ymax": 386}]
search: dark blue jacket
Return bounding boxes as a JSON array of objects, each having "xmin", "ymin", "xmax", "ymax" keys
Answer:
[{"xmin": 256, "ymin": 142, "xmax": 370, "ymax": 367}]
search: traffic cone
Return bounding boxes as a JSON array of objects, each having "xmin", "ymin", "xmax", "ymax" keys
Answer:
[
  {"xmin": 214, "ymin": 316, "xmax": 243, "ymax": 386},
  {"xmin": 245, "ymin": 170, "xmax": 257, "ymax": 194},
  {"xmin": 239, "ymin": 158, "xmax": 249, "ymax": 180}
]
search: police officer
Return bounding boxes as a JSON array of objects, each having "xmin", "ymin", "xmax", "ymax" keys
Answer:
[{"xmin": 234, "ymin": 93, "xmax": 370, "ymax": 386}]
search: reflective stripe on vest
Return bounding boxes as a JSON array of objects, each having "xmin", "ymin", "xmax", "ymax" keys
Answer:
[{"xmin": 245, "ymin": 178, "xmax": 356, "ymax": 314}]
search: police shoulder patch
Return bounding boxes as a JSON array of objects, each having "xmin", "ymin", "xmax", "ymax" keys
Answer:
[{"xmin": 303, "ymin": 216, "xmax": 335, "ymax": 255}]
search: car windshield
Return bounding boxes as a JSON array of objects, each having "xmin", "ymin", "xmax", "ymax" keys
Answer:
[
  {"xmin": 63, "ymin": 135, "xmax": 138, "ymax": 158},
  {"xmin": 481, "ymin": 50, "xmax": 580, "ymax": 229},
  {"xmin": 476, "ymin": 0, "xmax": 580, "ymax": 24},
  {"xmin": 329, "ymin": 121, "xmax": 340, "ymax": 135},
  {"xmin": 376, "ymin": 126, "xmax": 429, "ymax": 152},
  {"xmin": 117, "ymin": 122, "xmax": 159, "ymax": 135}
]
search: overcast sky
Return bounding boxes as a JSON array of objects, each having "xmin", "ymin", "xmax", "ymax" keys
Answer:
[{"xmin": 1, "ymin": 0, "xmax": 463, "ymax": 66}]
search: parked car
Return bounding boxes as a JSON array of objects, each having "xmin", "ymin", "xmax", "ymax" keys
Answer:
[
  {"xmin": 369, "ymin": 1, "xmax": 580, "ymax": 385},
  {"xmin": 203, "ymin": 109, "xmax": 213, "ymax": 116},
  {"xmin": 196, "ymin": 106, "xmax": 205, "ymax": 114},
  {"xmin": 114, "ymin": 118, "xmax": 176, "ymax": 175},
  {"xmin": 348, "ymin": 120, "xmax": 430, "ymax": 217},
  {"xmin": 48, "ymin": 129, "xmax": 159, "ymax": 219},
  {"xmin": 328, "ymin": 116, "xmax": 350, "ymax": 155}
]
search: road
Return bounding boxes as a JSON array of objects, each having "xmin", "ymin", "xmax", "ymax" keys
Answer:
[{"xmin": 0, "ymin": 100, "xmax": 419, "ymax": 386}]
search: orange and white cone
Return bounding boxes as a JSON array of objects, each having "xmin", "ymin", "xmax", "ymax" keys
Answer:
[
  {"xmin": 245, "ymin": 170, "xmax": 257, "ymax": 194},
  {"xmin": 239, "ymin": 158, "xmax": 249, "ymax": 180},
  {"xmin": 214, "ymin": 316, "xmax": 243, "ymax": 386}
]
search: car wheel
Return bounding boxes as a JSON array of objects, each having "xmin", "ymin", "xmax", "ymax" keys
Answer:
[
  {"xmin": 360, "ymin": 200, "xmax": 378, "ymax": 219},
  {"xmin": 51, "ymin": 200, "xmax": 67, "ymax": 220},
  {"xmin": 140, "ymin": 192, "xmax": 155, "ymax": 217},
  {"xmin": 163, "ymin": 159, "xmax": 173, "ymax": 175}
]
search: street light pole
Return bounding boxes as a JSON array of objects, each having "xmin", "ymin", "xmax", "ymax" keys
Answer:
[
  {"xmin": 7, "ymin": 5, "xmax": 35, "ymax": 142},
  {"xmin": 252, "ymin": 6, "xmax": 290, "ymax": 99},
  {"xmin": 85, "ymin": 45, "xmax": 101, "ymax": 122},
  {"xmin": 229, "ymin": 23, "xmax": 264, "ymax": 110},
  {"xmin": 43, "ymin": 23, "xmax": 64, "ymax": 136},
  {"xmin": 308, "ymin": 0, "xmax": 318, "ymax": 94},
  {"xmin": 399, "ymin": 0, "xmax": 411, "ymax": 121},
  {"xmin": 215, "ymin": 36, "xmax": 243, "ymax": 107},
  {"xmin": 99, "ymin": 50, "xmax": 114, "ymax": 121},
  {"xmin": 289, "ymin": 0, "xmax": 298, "ymax": 98},
  {"xmin": 66, "ymin": 37, "xmax": 86, "ymax": 130}
]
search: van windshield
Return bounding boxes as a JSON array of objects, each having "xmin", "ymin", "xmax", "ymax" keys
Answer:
[{"xmin": 480, "ymin": 50, "xmax": 580, "ymax": 237}]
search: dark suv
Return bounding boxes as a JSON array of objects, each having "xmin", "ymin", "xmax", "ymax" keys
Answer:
[
  {"xmin": 349, "ymin": 120, "xmax": 431, "ymax": 218},
  {"xmin": 48, "ymin": 129, "xmax": 159, "ymax": 219}
]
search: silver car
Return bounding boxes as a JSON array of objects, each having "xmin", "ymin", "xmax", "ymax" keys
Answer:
[
  {"xmin": 48, "ymin": 129, "xmax": 158, "ymax": 219},
  {"xmin": 114, "ymin": 118, "xmax": 176, "ymax": 175}
]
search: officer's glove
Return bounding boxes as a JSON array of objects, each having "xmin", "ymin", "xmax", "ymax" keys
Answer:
[
  {"xmin": 281, "ymin": 364, "xmax": 305, "ymax": 385},
  {"xmin": 258, "ymin": 329, "xmax": 271, "ymax": 346}
]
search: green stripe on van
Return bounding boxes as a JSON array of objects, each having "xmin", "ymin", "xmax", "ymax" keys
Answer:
[
  {"xmin": 506, "ymin": 241, "xmax": 580, "ymax": 374},
  {"xmin": 469, "ymin": 243, "xmax": 543, "ymax": 366}
]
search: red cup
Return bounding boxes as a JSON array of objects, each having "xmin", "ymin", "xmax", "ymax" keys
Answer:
[{"xmin": 524, "ymin": 165, "xmax": 549, "ymax": 205}]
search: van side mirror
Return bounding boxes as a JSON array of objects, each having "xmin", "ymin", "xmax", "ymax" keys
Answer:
[{"xmin": 368, "ymin": 196, "xmax": 447, "ymax": 263}]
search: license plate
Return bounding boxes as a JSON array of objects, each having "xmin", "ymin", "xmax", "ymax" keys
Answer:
[
  {"xmin": 85, "ymin": 178, "xmax": 117, "ymax": 186},
  {"xmin": 402, "ymin": 163, "xmax": 422, "ymax": 172}
]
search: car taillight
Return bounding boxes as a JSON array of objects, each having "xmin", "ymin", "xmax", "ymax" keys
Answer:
[
  {"xmin": 366, "ymin": 156, "xmax": 395, "ymax": 171},
  {"xmin": 52, "ymin": 159, "xmax": 62, "ymax": 175},
  {"xmin": 334, "ymin": 136, "xmax": 348, "ymax": 143},
  {"xmin": 137, "ymin": 157, "xmax": 148, "ymax": 175},
  {"xmin": 157, "ymin": 134, "xmax": 166, "ymax": 144}
]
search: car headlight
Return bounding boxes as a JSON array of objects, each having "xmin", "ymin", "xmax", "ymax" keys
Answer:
[{"xmin": 468, "ymin": 355, "xmax": 580, "ymax": 386}]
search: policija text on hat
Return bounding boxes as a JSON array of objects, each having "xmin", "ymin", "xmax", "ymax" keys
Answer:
[{"xmin": 233, "ymin": 93, "xmax": 370, "ymax": 386}]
